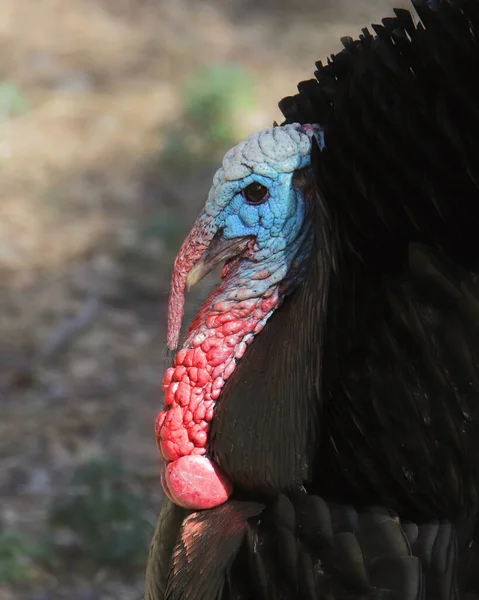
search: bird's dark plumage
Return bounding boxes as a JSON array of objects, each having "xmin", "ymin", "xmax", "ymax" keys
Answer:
[{"xmin": 146, "ymin": 1, "xmax": 479, "ymax": 597}]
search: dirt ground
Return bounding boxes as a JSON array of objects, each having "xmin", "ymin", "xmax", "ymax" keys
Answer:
[{"xmin": 0, "ymin": 1, "xmax": 408, "ymax": 598}]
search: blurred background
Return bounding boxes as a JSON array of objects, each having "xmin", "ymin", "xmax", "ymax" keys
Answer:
[{"xmin": 0, "ymin": 1, "xmax": 408, "ymax": 598}]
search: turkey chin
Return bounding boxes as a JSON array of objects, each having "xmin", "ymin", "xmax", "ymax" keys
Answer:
[{"xmin": 157, "ymin": 199, "xmax": 312, "ymax": 509}]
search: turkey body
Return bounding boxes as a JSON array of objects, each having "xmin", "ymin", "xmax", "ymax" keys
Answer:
[{"xmin": 146, "ymin": 1, "xmax": 479, "ymax": 598}]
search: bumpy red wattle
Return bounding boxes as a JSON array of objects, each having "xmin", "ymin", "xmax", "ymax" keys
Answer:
[
  {"xmin": 163, "ymin": 455, "xmax": 234, "ymax": 510},
  {"xmin": 156, "ymin": 287, "xmax": 280, "ymax": 509}
]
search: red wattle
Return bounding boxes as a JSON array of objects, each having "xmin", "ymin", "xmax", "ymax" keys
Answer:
[
  {"xmin": 164, "ymin": 455, "xmax": 233, "ymax": 510},
  {"xmin": 157, "ymin": 289, "xmax": 281, "ymax": 466},
  {"xmin": 157, "ymin": 285, "xmax": 282, "ymax": 509}
]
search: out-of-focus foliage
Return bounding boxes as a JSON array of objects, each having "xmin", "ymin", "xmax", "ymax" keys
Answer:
[
  {"xmin": 49, "ymin": 459, "xmax": 153, "ymax": 568},
  {"xmin": 0, "ymin": 532, "xmax": 38, "ymax": 584},
  {"xmin": 183, "ymin": 64, "xmax": 256, "ymax": 143},
  {"xmin": 0, "ymin": 81, "xmax": 29, "ymax": 120},
  {"xmin": 163, "ymin": 64, "xmax": 257, "ymax": 171}
]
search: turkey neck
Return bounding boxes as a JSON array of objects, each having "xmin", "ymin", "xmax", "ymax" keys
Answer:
[
  {"xmin": 209, "ymin": 190, "xmax": 331, "ymax": 492},
  {"xmin": 156, "ymin": 231, "xmax": 312, "ymax": 465}
]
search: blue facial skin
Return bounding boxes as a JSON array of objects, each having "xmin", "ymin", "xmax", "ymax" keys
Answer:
[
  {"xmin": 207, "ymin": 139, "xmax": 316, "ymax": 241},
  {"xmin": 194, "ymin": 126, "xmax": 326, "ymax": 301},
  {"xmin": 203, "ymin": 165, "xmax": 314, "ymax": 301},
  {"xmin": 220, "ymin": 173, "xmax": 304, "ymax": 255},
  {"xmin": 204, "ymin": 127, "xmax": 324, "ymax": 255}
]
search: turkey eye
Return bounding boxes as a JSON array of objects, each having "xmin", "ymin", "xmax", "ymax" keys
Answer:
[{"xmin": 242, "ymin": 182, "xmax": 269, "ymax": 205}]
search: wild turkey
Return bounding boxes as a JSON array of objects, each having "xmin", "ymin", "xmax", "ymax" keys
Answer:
[{"xmin": 146, "ymin": 0, "xmax": 479, "ymax": 598}]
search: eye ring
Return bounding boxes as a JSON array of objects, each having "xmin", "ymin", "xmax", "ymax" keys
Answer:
[{"xmin": 242, "ymin": 182, "xmax": 269, "ymax": 205}]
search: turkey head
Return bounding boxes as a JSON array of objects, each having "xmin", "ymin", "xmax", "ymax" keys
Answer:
[{"xmin": 156, "ymin": 124, "xmax": 324, "ymax": 510}]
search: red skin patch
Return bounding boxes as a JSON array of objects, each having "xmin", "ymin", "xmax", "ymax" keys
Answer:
[
  {"xmin": 163, "ymin": 455, "xmax": 234, "ymax": 510},
  {"xmin": 157, "ymin": 290, "xmax": 279, "ymax": 463},
  {"xmin": 156, "ymin": 266, "xmax": 280, "ymax": 509}
]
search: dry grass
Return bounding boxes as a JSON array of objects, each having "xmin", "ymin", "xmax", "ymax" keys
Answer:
[{"xmin": 0, "ymin": 0, "xmax": 409, "ymax": 598}]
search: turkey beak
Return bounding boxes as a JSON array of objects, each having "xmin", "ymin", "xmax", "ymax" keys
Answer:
[{"xmin": 186, "ymin": 230, "xmax": 252, "ymax": 290}]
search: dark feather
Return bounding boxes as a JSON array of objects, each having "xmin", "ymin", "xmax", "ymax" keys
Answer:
[
  {"xmin": 145, "ymin": 500, "xmax": 186, "ymax": 600},
  {"xmin": 155, "ymin": 493, "xmax": 473, "ymax": 599}
]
